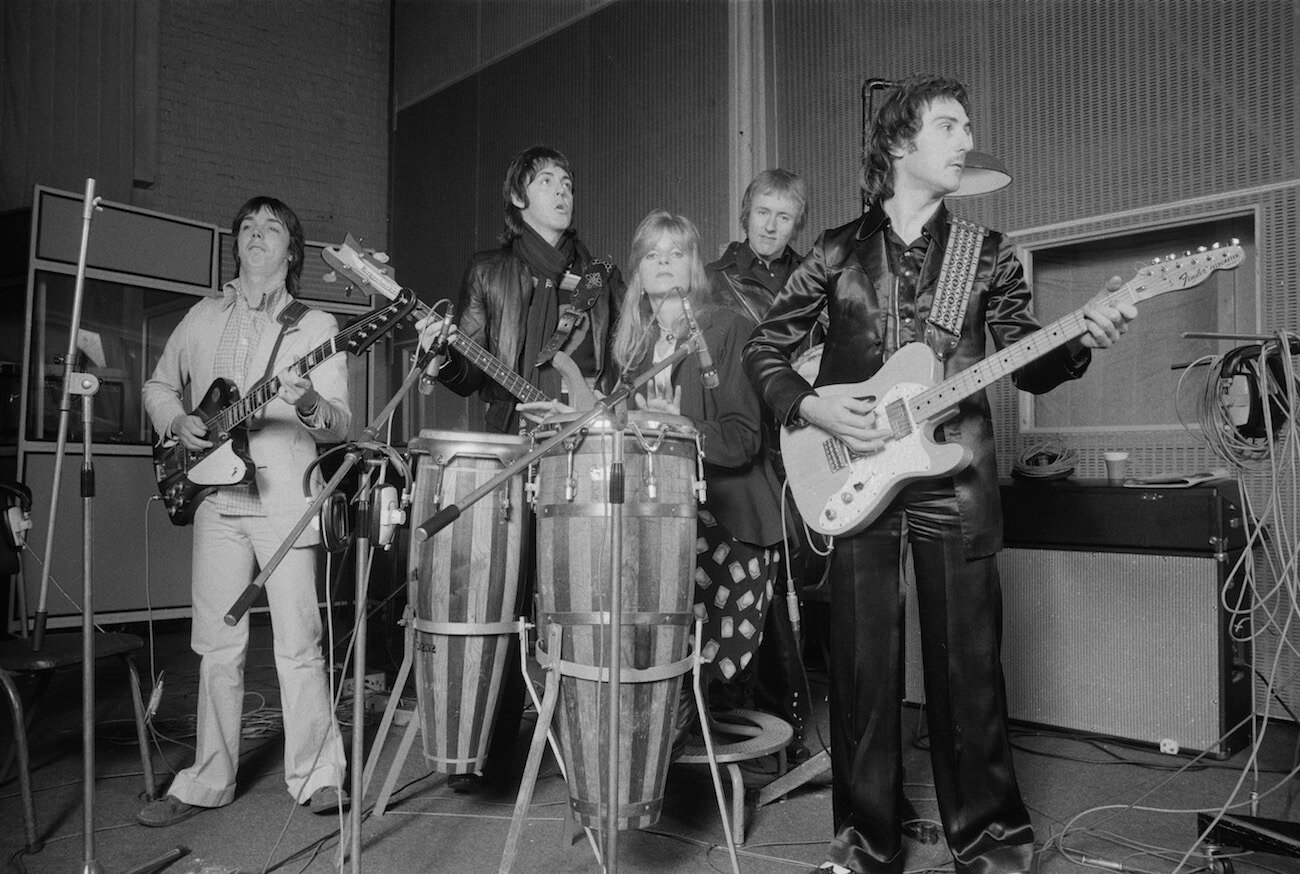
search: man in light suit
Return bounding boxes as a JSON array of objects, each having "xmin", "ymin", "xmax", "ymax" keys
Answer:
[{"xmin": 138, "ymin": 196, "xmax": 351, "ymax": 826}]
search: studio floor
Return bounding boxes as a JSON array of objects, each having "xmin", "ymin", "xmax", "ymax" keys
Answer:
[{"xmin": 4, "ymin": 617, "xmax": 1300, "ymax": 874}]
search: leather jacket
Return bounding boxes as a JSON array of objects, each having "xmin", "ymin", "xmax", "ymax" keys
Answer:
[
  {"xmin": 439, "ymin": 239, "xmax": 621, "ymax": 432},
  {"xmin": 707, "ymin": 240, "xmax": 802, "ymax": 325},
  {"xmin": 743, "ymin": 203, "xmax": 1090, "ymax": 558}
]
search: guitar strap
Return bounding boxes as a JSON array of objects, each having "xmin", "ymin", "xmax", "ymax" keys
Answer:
[
  {"xmin": 258, "ymin": 299, "xmax": 310, "ymax": 383},
  {"xmin": 535, "ymin": 259, "xmax": 613, "ymax": 367},
  {"xmin": 924, "ymin": 216, "xmax": 989, "ymax": 361}
]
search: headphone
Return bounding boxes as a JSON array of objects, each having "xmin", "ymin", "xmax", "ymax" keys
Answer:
[
  {"xmin": 0, "ymin": 480, "xmax": 33, "ymax": 553},
  {"xmin": 1219, "ymin": 341, "xmax": 1299, "ymax": 439}
]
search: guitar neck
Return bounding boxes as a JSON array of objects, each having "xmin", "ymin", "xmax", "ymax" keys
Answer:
[
  {"xmin": 207, "ymin": 338, "xmax": 338, "ymax": 434},
  {"xmin": 410, "ymin": 299, "xmax": 550, "ymax": 404},
  {"xmin": 908, "ymin": 284, "xmax": 1137, "ymax": 422}
]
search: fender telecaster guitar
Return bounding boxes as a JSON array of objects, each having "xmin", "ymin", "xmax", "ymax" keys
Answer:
[
  {"xmin": 153, "ymin": 289, "xmax": 419, "ymax": 525},
  {"xmin": 780, "ymin": 243, "xmax": 1245, "ymax": 538}
]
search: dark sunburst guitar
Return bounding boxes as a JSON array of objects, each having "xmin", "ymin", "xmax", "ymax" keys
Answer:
[
  {"xmin": 780, "ymin": 243, "xmax": 1245, "ymax": 538},
  {"xmin": 153, "ymin": 289, "xmax": 419, "ymax": 525}
]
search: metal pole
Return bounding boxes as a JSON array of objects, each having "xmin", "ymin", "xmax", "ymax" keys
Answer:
[
  {"xmin": 604, "ymin": 426, "xmax": 625, "ymax": 869},
  {"xmin": 80, "ymin": 388, "xmax": 101, "ymax": 874},
  {"xmin": 34, "ymin": 179, "xmax": 98, "ymax": 651},
  {"xmin": 349, "ymin": 471, "xmax": 373, "ymax": 873}
]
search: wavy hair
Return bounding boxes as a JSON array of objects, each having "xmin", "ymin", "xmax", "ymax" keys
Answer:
[
  {"xmin": 230, "ymin": 196, "xmax": 305, "ymax": 296},
  {"xmin": 860, "ymin": 75, "xmax": 969, "ymax": 208},
  {"xmin": 612, "ymin": 210, "xmax": 713, "ymax": 374}
]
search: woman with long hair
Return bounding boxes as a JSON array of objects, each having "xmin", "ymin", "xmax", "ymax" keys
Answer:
[{"xmin": 613, "ymin": 210, "xmax": 785, "ymax": 706}]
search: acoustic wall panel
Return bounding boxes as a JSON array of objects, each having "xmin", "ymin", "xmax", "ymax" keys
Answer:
[{"xmin": 392, "ymin": 0, "xmax": 729, "ymax": 432}]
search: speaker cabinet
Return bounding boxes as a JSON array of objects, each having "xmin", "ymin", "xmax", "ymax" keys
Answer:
[{"xmin": 904, "ymin": 479, "xmax": 1250, "ymax": 758}]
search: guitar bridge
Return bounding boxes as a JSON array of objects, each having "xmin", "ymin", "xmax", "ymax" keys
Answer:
[{"xmin": 823, "ymin": 438, "xmax": 851, "ymax": 472}]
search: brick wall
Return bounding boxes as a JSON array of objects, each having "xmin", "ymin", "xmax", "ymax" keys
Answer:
[{"xmin": 137, "ymin": 0, "xmax": 391, "ymax": 249}]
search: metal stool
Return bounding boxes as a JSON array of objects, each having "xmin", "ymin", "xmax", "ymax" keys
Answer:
[
  {"xmin": 0, "ymin": 632, "xmax": 157, "ymax": 852},
  {"xmin": 675, "ymin": 707, "xmax": 793, "ymax": 844}
]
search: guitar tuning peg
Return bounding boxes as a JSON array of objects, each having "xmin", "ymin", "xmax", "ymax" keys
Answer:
[
  {"xmin": 372, "ymin": 251, "xmax": 390, "ymax": 264},
  {"xmin": 1211, "ymin": 241, "xmax": 1221, "ymax": 248},
  {"xmin": 1230, "ymin": 237, "xmax": 1240, "ymax": 246},
  {"xmin": 1184, "ymin": 250, "xmax": 1192, "ymax": 257},
  {"xmin": 1197, "ymin": 246, "xmax": 1207, "ymax": 253},
  {"xmin": 323, "ymin": 271, "xmax": 337, "ymax": 283},
  {"xmin": 1151, "ymin": 257, "xmax": 1162, "ymax": 264},
  {"xmin": 1165, "ymin": 254, "xmax": 1176, "ymax": 261}
]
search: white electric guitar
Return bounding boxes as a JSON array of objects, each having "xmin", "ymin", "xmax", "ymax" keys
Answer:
[{"xmin": 780, "ymin": 243, "xmax": 1245, "ymax": 538}]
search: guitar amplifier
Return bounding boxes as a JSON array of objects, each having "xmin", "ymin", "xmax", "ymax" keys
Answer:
[{"xmin": 904, "ymin": 478, "xmax": 1251, "ymax": 757}]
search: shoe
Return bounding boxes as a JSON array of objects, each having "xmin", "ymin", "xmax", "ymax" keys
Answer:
[
  {"xmin": 136, "ymin": 794, "xmax": 205, "ymax": 828},
  {"xmin": 308, "ymin": 785, "xmax": 351, "ymax": 815},
  {"xmin": 447, "ymin": 772, "xmax": 482, "ymax": 794}
]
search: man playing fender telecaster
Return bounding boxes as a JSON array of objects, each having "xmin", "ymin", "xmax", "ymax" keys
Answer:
[{"xmin": 743, "ymin": 76, "xmax": 1136, "ymax": 874}]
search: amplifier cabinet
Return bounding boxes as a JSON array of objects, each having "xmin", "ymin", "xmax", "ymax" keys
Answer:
[{"xmin": 904, "ymin": 479, "xmax": 1250, "ymax": 757}]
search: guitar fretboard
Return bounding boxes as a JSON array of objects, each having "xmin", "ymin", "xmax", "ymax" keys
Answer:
[
  {"xmin": 907, "ymin": 285, "xmax": 1137, "ymax": 422},
  {"xmin": 410, "ymin": 299, "xmax": 550, "ymax": 404}
]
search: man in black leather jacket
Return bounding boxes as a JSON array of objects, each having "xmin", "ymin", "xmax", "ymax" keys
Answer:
[
  {"xmin": 743, "ymin": 76, "xmax": 1136, "ymax": 874},
  {"xmin": 433, "ymin": 144, "xmax": 622, "ymax": 433}
]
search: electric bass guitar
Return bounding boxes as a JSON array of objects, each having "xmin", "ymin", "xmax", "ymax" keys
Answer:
[
  {"xmin": 780, "ymin": 243, "xmax": 1245, "ymax": 538},
  {"xmin": 323, "ymin": 235, "xmax": 558, "ymax": 404},
  {"xmin": 153, "ymin": 289, "xmax": 419, "ymax": 525}
]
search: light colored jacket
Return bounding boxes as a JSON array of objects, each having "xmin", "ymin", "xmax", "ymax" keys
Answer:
[{"xmin": 143, "ymin": 288, "xmax": 351, "ymax": 546}]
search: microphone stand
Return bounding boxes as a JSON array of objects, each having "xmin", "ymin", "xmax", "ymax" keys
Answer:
[
  {"xmin": 223, "ymin": 342, "xmax": 435, "ymax": 874},
  {"xmin": 415, "ymin": 344, "xmax": 694, "ymax": 874}
]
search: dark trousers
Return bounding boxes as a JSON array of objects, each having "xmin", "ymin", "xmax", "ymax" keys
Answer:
[{"xmin": 826, "ymin": 482, "xmax": 1032, "ymax": 874}]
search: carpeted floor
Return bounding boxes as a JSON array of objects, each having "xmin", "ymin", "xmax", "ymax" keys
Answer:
[{"xmin": 3, "ymin": 616, "xmax": 1300, "ymax": 874}]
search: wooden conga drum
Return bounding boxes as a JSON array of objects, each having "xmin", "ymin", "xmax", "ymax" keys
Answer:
[
  {"xmin": 407, "ymin": 430, "xmax": 529, "ymax": 774},
  {"xmin": 531, "ymin": 411, "xmax": 701, "ymax": 830}
]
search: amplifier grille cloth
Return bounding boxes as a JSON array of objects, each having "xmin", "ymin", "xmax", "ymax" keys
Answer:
[{"xmin": 905, "ymin": 549, "xmax": 1234, "ymax": 754}]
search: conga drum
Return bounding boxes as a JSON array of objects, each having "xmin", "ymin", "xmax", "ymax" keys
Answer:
[
  {"xmin": 531, "ymin": 411, "xmax": 702, "ymax": 830},
  {"xmin": 407, "ymin": 430, "xmax": 529, "ymax": 774}
]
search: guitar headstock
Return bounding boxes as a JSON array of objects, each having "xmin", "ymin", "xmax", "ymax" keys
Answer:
[
  {"xmin": 336, "ymin": 287, "xmax": 420, "ymax": 356},
  {"xmin": 1126, "ymin": 241, "xmax": 1245, "ymax": 303},
  {"xmin": 322, "ymin": 234, "xmax": 403, "ymax": 301}
]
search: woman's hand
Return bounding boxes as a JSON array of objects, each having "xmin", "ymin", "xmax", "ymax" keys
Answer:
[
  {"xmin": 517, "ymin": 399, "xmax": 574, "ymax": 425},
  {"xmin": 635, "ymin": 381, "xmax": 682, "ymax": 415}
]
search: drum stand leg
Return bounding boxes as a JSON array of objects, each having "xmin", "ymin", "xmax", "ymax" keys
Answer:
[
  {"xmin": 360, "ymin": 606, "xmax": 422, "ymax": 818},
  {"xmin": 692, "ymin": 619, "xmax": 741, "ymax": 874},
  {"xmin": 501, "ymin": 623, "xmax": 590, "ymax": 874},
  {"xmin": 514, "ymin": 619, "xmax": 603, "ymax": 866},
  {"xmin": 361, "ymin": 607, "xmax": 417, "ymax": 803}
]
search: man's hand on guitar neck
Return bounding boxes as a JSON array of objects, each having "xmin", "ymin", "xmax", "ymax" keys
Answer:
[
  {"xmin": 1069, "ymin": 275, "xmax": 1138, "ymax": 354},
  {"xmin": 796, "ymin": 394, "xmax": 890, "ymax": 455},
  {"xmin": 170, "ymin": 414, "xmax": 213, "ymax": 451},
  {"xmin": 415, "ymin": 314, "xmax": 459, "ymax": 377}
]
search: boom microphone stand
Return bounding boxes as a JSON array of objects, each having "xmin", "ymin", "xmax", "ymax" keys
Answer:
[{"xmin": 224, "ymin": 339, "xmax": 434, "ymax": 874}]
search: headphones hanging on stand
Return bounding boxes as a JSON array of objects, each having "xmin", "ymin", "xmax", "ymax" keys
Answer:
[{"xmin": 1219, "ymin": 339, "xmax": 1300, "ymax": 439}]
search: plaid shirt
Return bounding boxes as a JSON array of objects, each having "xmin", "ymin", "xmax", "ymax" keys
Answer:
[{"xmin": 206, "ymin": 280, "xmax": 287, "ymax": 516}]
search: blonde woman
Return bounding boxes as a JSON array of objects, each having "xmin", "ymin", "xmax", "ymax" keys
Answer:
[{"xmin": 612, "ymin": 210, "xmax": 785, "ymax": 697}]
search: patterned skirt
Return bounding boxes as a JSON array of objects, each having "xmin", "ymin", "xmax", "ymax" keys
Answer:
[{"xmin": 692, "ymin": 507, "xmax": 781, "ymax": 682}]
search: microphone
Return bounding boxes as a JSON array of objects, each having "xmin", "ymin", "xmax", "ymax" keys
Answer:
[
  {"xmin": 418, "ymin": 306, "xmax": 454, "ymax": 394},
  {"xmin": 677, "ymin": 291, "xmax": 718, "ymax": 390}
]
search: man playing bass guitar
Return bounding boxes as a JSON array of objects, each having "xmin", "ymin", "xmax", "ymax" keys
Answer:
[
  {"xmin": 138, "ymin": 196, "xmax": 351, "ymax": 827},
  {"xmin": 743, "ymin": 76, "xmax": 1136, "ymax": 874}
]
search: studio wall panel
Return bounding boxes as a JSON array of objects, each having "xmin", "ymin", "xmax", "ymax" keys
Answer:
[{"xmin": 392, "ymin": 0, "xmax": 729, "ymax": 430}]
